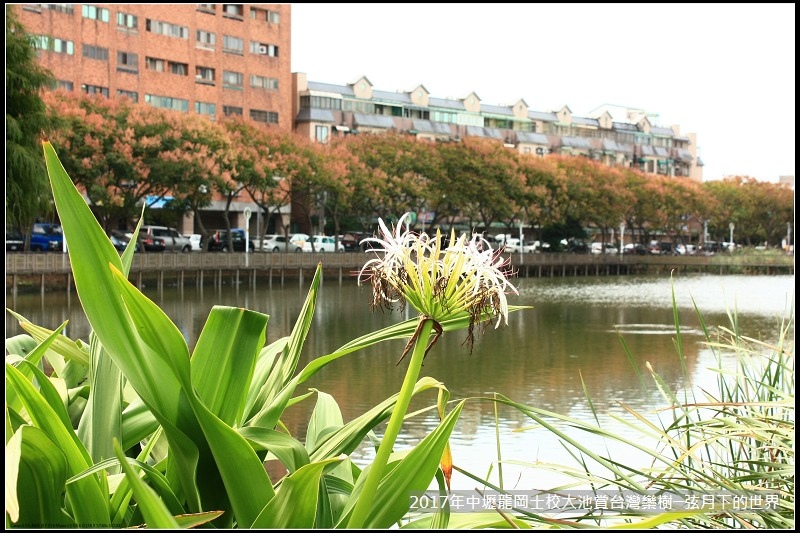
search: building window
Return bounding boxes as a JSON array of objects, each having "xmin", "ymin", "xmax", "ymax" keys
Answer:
[
  {"xmin": 116, "ymin": 12, "xmax": 138, "ymax": 30},
  {"xmin": 117, "ymin": 89, "xmax": 138, "ymax": 102},
  {"xmin": 57, "ymin": 80, "xmax": 74, "ymax": 91},
  {"xmin": 196, "ymin": 4, "xmax": 215, "ymax": 14},
  {"xmin": 146, "ymin": 19, "xmax": 189, "ymax": 39},
  {"xmin": 145, "ymin": 57, "xmax": 166, "ymax": 72},
  {"xmin": 250, "ymin": 7, "xmax": 279, "ymax": 23},
  {"xmin": 250, "ymin": 41, "xmax": 278, "ymax": 57},
  {"xmin": 30, "ymin": 4, "xmax": 74, "ymax": 14},
  {"xmin": 195, "ymin": 101, "xmax": 216, "ymax": 119},
  {"xmin": 249, "ymin": 109, "xmax": 278, "ymax": 124},
  {"xmin": 196, "ymin": 29, "xmax": 216, "ymax": 49},
  {"xmin": 82, "ymin": 44, "xmax": 109, "ymax": 61},
  {"xmin": 223, "ymin": 106, "xmax": 243, "ymax": 117},
  {"xmin": 432, "ymin": 110, "xmax": 457, "ymax": 124},
  {"xmin": 222, "ymin": 35, "xmax": 244, "ymax": 54},
  {"xmin": 342, "ymin": 100, "xmax": 375, "ymax": 114},
  {"xmin": 81, "ymin": 4, "xmax": 109, "ymax": 22},
  {"xmin": 195, "ymin": 66, "xmax": 215, "ymax": 83},
  {"xmin": 116, "ymin": 51, "xmax": 138, "ymax": 73},
  {"xmin": 222, "ymin": 4, "xmax": 244, "ymax": 18},
  {"xmin": 250, "ymin": 75, "xmax": 278, "ymax": 90},
  {"xmin": 222, "ymin": 70, "xmax": 243, "ymax": 89},
  {"xmin": 300, "ymin": 95, "xmax": 342, "ymax": 110},
  {"xmin": 82, "ymin": 84, "xmax": 109, "ymax": 97},
  {"xmin": 169, "ymin": 61, "xmax": 189, "ymax": 76},
  {"xmin": 315, "ymin": 125, "xmax": 329, "ymax": 144},
  {"xmin": 145, "ymin": 94, "xmax": 189, "ymax": 113}
]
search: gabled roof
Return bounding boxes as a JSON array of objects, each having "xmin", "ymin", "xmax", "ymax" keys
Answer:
[
  {"xmin": 480, "ymin": 103, "xmax": 514, "ymax": 116},
  {"xmin": 428, "ymin": 97, "xmax": 466, "ymax": 110},
  {"xmin": 613, "ymin": 122, "xmax": 639, "ymax": 132},
  {"xmin": 372, "ymin": 89, "xmax": 412, "ymax": 104},
  {"xmin": 650, "ymin": 126, "xmax": 675, "ymax": 136},
  {"xmin": 307, "ymin": 81, "xmax": 353, "ymax": 96},
  {"xmin": 529, "ymin": 110, "xmax": 558, "ymax": 122},
  {"xmin": 571, "ymin": 116, "xmax": 600, "ymax": 127}
]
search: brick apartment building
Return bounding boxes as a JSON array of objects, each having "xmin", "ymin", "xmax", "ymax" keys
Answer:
[
  {"xmin": 16, "ymin": 3, "xmax": 704, "ymax": 240},
  {"xmin": 16, "ymin": 2, "xmax": 292, "ymax": 236}
]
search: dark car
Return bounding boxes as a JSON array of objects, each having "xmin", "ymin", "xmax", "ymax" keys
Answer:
[
  {"xmin": 137, "ymin": 234, "xmax": 167, "ymax": 252},
  {"xmin": 623, "ymin": 243, "xmax": 647, "ymax": 255},
  {"xmin": 341, "ymin": 231, "xmax": 375, "ymax": 252},
  {"xmin": 565, "ymin": 238, "xmax": 589, "ymax": 254},
  {"xmin": 110, "ymin": 230, "xmax": 140, "ymax": 252},
  {"xmin": 207, "ymin": 228, "xmax": 254, "ymax": 252},
  {"xmin": 6, "ymin": 229, "xmax": 25, "ymax": 251}
]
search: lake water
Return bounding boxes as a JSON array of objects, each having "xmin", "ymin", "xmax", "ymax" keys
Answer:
[{"xmin": 5, "ymin": 273, "xmax": 794, "ymax": 491}]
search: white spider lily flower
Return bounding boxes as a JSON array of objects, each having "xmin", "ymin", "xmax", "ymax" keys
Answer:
[{"xmin": 359, "ymin": 213, "xmax": 518, "ymax": 355}]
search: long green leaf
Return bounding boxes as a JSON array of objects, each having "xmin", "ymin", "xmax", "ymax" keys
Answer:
[
  {"xmin": 6, "ymin": 362, "xmax": 109, "ymax": 525},
  {"xmin": 77, "ymin": 332, "xmax": 124, "ymax": 465},
  {"xmin": 6, "ymin": 426, "xmax": 71, "ymax": 526},
  {"xmin": 191, "ymin": 305, "xmax": 268, "ymax": 426},
  {"xmin": 7, "ymin": 310, "xmax": 91, "ymax": 367},
  {"xmin": 309, "ymin": 377, "xmax": 445, "ymax": 463},
  {"xmin": 238, "ymin": 427, "xmax": 310, "ymax": 473},
  {"xmin": 251, "ymin": 458, "xmax": 343, "ymax": 529},
  {"xmin": 113, "ymin": 439, "xmax": 179, "ymax": 529},
  {"xmin": 243, "ymin": 265, "xmax": 322, "ymax": 428},
  {"xmin": 339, "ymin": 400, "xmax": 465, "ymax": 528}
]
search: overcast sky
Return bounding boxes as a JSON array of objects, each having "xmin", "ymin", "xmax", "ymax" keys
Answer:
[{"xmin": 291, "ymin": 3, "xmax": 795, "ymax": 183}]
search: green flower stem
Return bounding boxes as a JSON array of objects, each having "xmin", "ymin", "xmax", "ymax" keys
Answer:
[{"xmin": 347, "ymin": 318, "xmax": 434, "ymax": 529}]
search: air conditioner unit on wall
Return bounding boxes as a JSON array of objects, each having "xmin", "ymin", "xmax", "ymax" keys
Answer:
[{"xmin": 258, "ymin": 45, "xmax": 268, "ymax": 54}]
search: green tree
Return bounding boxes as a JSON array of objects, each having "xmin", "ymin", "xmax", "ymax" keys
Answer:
[{"xmin": 6, "ymin": 5, "xmax": 56, "ymax": 248}]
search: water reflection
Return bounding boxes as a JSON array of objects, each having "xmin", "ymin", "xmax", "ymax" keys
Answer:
[{"xmin": 5, "ymin": 274, "xmax": 794, "ymax": 489}]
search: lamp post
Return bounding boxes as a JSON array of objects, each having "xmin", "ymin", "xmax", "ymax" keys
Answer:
[
  {"xmin": 729, "ymin": 222, "xmax": 735, "ymax": 251},
  {"xmin": 787, "ymin": 222, "xmax": 792, "ymax": 252}
]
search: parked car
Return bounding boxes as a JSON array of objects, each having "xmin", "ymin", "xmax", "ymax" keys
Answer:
[
  {"xmin": 132, "ymin": 233, "xmax": 167, "ymax": 252},
  {"xmin": 139, "ymin": 225, "xmax": 192, "ymax": 252},
  {"xmin": 302, "ymin": 235, "xmax": 345, "ymax": 252},
  {"xmin": 207, "ymin": 228, "xmax": 254, "ymax": 252},
  {"xmin": 591, "ymin": 242, "xmax": 619, "ymax": 255},
  {"xmin": 563, "ymin": 238, "xmax": 589, "ymax": 254},
  {"xmin": 30, "ymin": 222, "xmax": 64, "ymax": 251},
  {"xmin": 674, "ymin": 243, "xmax": 697, "ymax": 255},
  {"xmin": 109, "ymin": 230, "xmax": 139, "ymax": 252},
  {"xmin": 261, "ymin": 233, "xmax": 307, "ymax": 252},
  {"xmin": 188, "ymin": 234, "xmax": 203, "ymax": 251},
  {"xmin": 623, "ymin": 243, "xmax": 647, "ymax": 255},
  {"xmin": 341, "ymin": 231, "xmax": 374, "ymax": 252},
  {"xmin": 506, "ymin": 239, "xmax": 540, "ymax": 253},
  {"xmin": 6, "ymin": 229, "xmax": 25, "ymax": 251}
]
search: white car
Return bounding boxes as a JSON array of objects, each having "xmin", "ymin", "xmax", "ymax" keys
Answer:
[
  {"xmin": 261, "ymin": 233, "xmax": 307, "ymax": 252},
  {"xmin": 302, "ymin": 235, "xmax": 345, "ymax": 252},
  {"xmin": 506, "ymin": 239, "xmax": 540, "ymax": 253},
  {"xmin": 591, "ymin": 242, "xmax": 619, "ymax": 255},
  {"xmin": 188, "ymin": 234, "xmax": 202, "ymax": 251}
]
